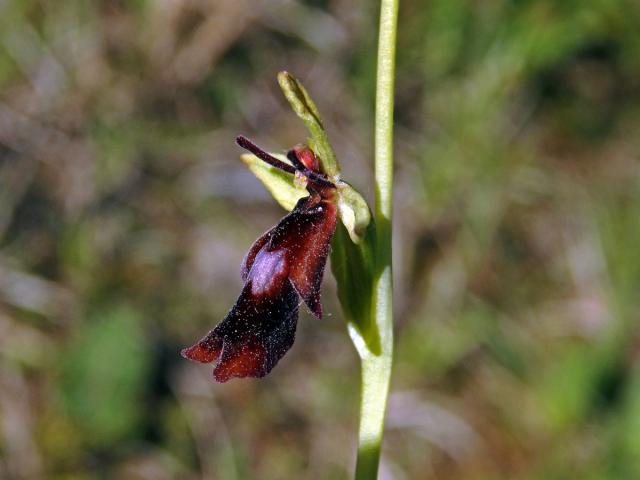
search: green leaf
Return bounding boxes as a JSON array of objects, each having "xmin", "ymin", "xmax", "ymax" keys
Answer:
[{"xmin": 241, "ymin": 153, "xmax": 308, "ymax": 212}]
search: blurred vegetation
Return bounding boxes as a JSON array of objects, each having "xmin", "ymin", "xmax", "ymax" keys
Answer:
[{"xmin": 0, "ymin": 0, "xmax": 639, "ymax": 478}]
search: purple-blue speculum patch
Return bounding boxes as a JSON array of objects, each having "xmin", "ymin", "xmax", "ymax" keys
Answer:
[{"xmin": 181, "ymin": 136, "xmax": 338, "ymax": 382}]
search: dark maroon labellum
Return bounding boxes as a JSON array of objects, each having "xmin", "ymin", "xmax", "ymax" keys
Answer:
[{"xmin": 181, "ymin": 137, "xmax": 338, "ymax": 382}]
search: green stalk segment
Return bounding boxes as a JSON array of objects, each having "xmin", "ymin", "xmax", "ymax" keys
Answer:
[{"xmin": 353, "ymin": 0, "xmax": 399, "ymax": 478}]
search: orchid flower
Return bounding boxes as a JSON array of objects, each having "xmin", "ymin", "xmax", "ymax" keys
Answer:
[{"xmin": 181, "ymin": 136, "xmax": 338, "ymax": 382}]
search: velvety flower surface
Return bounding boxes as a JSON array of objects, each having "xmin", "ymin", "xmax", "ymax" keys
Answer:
[{"xmin": 181, "ymin": 138, "xmax": 337, "ymax": 382}]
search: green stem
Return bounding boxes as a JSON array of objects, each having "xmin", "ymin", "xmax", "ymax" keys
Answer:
[{"xmin": 354, "ymin": 0, "xmax": 398, "ymax": 478}]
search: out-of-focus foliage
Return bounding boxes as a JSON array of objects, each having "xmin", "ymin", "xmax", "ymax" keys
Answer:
[{"xmin": 0, "ymin": 0, "xmax": 638, "ymax": 479}]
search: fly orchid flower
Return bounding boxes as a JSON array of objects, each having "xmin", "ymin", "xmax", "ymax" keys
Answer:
[{"xmin": 181, "ymin": 136, "xmax": 338, "ymax": 382}]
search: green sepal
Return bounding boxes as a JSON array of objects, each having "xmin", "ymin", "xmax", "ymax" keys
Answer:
[
  {"xmin": 337, "ymin": 186, "xmax": 372, "ymax": 244},
  {"xmin": 240, "ymin": 153, "xmax": 307, "ymax": 211},
  {"xmin": 336, "ymin": 182, "xmax": 372, "ymax": 244},
  {"xmin": 278, "ymin": 71, "xmax": 340, "ymax": 178}
]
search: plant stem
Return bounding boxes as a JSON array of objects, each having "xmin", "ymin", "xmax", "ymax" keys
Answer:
[{"xmin": 354, "ymin": 0, "xmax": 398, "ymax": 478}]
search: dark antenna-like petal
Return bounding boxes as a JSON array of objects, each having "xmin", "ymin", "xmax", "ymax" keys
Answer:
[{"xmin": 237, "ymin": 135, "xmax": 336, "ymax": 190}]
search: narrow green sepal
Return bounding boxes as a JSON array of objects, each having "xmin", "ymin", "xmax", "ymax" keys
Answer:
[
  {"xmin": 277, "ymin": 71, "xmax": 340, "ymax": 178},
  {"xmin": 240, "ymin": 153, "xmax": 307, "ymax": 212}
]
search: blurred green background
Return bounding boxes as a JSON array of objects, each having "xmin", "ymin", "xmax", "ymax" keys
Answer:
[{"xmin": 0, "ymin": 0, "xmax": 639, "ymax": 478}]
